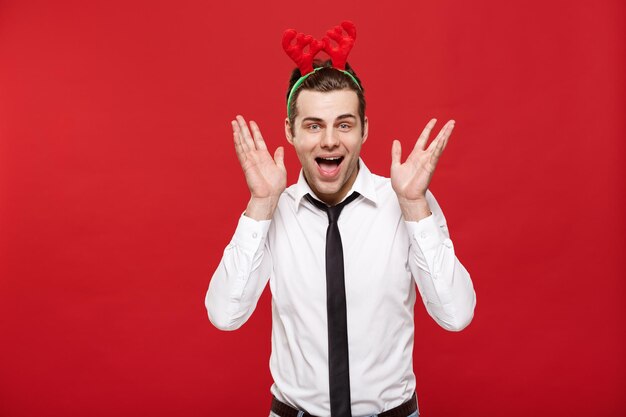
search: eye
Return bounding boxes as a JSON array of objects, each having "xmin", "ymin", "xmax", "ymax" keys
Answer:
[
  {"xmin": 338, "ymin": 123, "xmax": 352, "ymax": 130},
  {"xmin": 307, "ymin": 123, "xmax": 321, "ymax": 131}
]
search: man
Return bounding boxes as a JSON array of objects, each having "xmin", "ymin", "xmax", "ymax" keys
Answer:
[{"xmin": 206, "ymin": 22, "xmax": 476, "ymax": 417}]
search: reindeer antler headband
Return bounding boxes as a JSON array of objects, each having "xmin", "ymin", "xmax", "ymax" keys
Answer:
[{"xmin": 283, "ymin": 21, "xmax": 362, "ymax": 117}]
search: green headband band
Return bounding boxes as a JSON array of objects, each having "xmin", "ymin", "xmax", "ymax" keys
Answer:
[{"xmin": 286, "ymin": 67, "xmax": 362, "ymax": 118}]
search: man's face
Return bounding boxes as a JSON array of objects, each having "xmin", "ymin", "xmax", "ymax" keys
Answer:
[{"xmin": 285, "ymin": 89, "xmax": 368, "ymax": 206}]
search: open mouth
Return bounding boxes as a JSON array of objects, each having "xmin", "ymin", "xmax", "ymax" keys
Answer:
[{"xmin": 315, "ymin": 156, "xmax": 344, "ymax": 174}]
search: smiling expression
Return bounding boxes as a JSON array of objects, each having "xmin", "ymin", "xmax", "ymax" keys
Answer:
[{"xmin": 285, "ymin": 89, "xmax": 368, "ymax": 206}]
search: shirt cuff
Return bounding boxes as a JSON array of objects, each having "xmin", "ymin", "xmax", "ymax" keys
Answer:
[
  {"xmin": 231, "ymin": 214, "xmax": 271, "ymax": 253},
  {"xmin": 405, "ymin": 214, "xmax": 449, "ymax": 252}
]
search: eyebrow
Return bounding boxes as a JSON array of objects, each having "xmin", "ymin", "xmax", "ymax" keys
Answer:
[
  {"xmin": 300, "ymin": 114, "xmax": 357, "ymax": 124},
  {"xmin": 301, "ymin": 117, "xmax": 324, "ymax": 124}
]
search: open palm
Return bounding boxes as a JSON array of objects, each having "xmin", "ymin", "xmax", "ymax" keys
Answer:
[
  {"xmin": 233, "ymin": 115, "xmax": 286, "ymax": 199},
  {"xmin": 391, "ymin": 119, "xmax": 455, "ymax": 201}
]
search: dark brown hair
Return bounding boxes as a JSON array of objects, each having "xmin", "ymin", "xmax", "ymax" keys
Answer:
[{"xmin": 286, "ymin": 60, "xmax": 366, "ymax": 136}]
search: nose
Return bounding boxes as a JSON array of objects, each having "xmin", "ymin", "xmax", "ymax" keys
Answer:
[{"xmin": 320, "ymin": 127, "xmax": 340, "ymax": 149}]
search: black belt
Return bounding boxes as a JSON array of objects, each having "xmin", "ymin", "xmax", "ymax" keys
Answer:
[{"xmin": 271, "ymin": 392, "xmax": 417, "ymax": 417}]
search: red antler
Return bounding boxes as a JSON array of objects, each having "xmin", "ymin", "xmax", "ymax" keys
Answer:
[
  {"xmin": 322, "ymin": 21, "xmax": 357, "ymax": 70},
  {"xmin": 282, "ymin": 29, "xmax": 324, "ymax": 75}
]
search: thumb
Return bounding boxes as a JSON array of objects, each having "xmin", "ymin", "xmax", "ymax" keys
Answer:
[
  {"xmin": 391, "ymin": 140, "xmax": 402, "ymax": 167},
  {"xmin": 274, "ymin": 146, "xmax": 285, "ymax": 170}
]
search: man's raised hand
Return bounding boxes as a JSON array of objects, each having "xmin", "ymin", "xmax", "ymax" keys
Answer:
[
  {"xmin": 233, "ymin": 115, "xmax": 287, "ymax": 220},
  {"xmin": 390, "ymin": 118, "xmax": 455, "ymax": 221}
]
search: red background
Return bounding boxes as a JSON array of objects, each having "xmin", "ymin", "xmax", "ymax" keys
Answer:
[{"xmin": 1, "ymin": 1, "xmax": 624, "ymax": 416}]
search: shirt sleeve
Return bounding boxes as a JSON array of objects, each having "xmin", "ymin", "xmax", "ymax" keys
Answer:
[
  {"xmin": 405, "ymin": 190, "xmax": 477, "ymax": 331},
  {"xmin": 205, "ymin": 214, "xmax": 273, "ymax": 331}
]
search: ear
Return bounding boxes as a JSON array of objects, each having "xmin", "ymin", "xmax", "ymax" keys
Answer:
[
  {"xmin": 361, "ymin": 116, "xmax": 369, "ymax": 145},
  {"xmin": 285, "ymin": 117, "xmax": 294, "ymax": 145}
]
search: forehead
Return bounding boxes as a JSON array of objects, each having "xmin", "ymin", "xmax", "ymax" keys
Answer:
[{"xmin": 295, "ymin": 89, "xmax": 359, "ymax": 121}]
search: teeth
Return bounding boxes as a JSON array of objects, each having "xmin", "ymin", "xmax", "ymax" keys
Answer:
[{"xmin": 320, "ymin": 157, "xmax": 341, "ymax": 161}]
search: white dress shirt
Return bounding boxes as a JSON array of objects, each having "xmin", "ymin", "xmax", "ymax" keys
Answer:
[{"xmin": 206, "ymin": 159, "xmax": 476, "ymax": 417}]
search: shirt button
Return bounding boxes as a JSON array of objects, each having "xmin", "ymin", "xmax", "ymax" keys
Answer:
[
  {"xmin": 443, "ymin": 238, "xmax": 453, "ymax": 248},
  {"xmin": 252, "ymin": 232, "xmax": 258, "ymax": 239},
  {"xmin": 419, "ymin": 232, "xmax": 428, "ymax": 239}
]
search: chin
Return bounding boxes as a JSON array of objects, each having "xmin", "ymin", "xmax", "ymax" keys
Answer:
[{"xmin": 313, "ymin": 178, "xmax": 349, "ymax": 200}]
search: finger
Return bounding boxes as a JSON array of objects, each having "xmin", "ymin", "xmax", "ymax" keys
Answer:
[
  {"xmin": 427, "ymin": 120, "xmax": 454, "ymax": 153},
  {"xmin": 232, "ymin": 119, "xmax": 250, "ymax": 152},
  {"xmin": 434, "ymin": 130, "xmax": 446, "ymax": 157},
  {"xmin": 274, "ymin": 146, "xmax": 285, "ymax": 170},
  {"xmin": 430, "ymin": 138, "xmax": 445, "ymax": 168},
  {"xmin": 415, "ymin": 118, "xmax": 437, "ymax": 151},
  {"xmin": 235, "ymin": 115, "xmax": 256, "ymax": 151},
  {"xmin": 441, "ymin": 126, "xmax": 453, "ymax": 152},
  {"xmin": 249, "ymin": 120, "xmax": 268, "ymax": 151},
  {"xmin": 232, "ymin": 121, "xmax": 247, "ymax": 164},
  {"xmin": 391, "ymin": 139, "xmax": 402, "ymax": 167},
  {"xmin": 439, "ymin": 136, "xmax": 450, "ymax": 154},
  {"xmin": 431, "ymin": 122, "xmax": 454, "ymax": 165}
]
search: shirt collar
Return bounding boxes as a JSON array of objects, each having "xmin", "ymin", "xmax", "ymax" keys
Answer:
[{"xmin": 293, "ymin": 158, "xmax": 379, "ymax": 210}]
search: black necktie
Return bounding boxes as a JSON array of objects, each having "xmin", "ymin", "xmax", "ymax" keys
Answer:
[{"xmin": 305, "ymin": 192, "xmax": 360, "ymax": 417}]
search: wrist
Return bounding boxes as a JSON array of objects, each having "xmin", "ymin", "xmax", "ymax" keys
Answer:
[
  {"xmin": 397, "ymin": 197, "xmax": 432, "ymax": 222},
  {"xmin": 245, "ymin": 195, "xmax": 280, "ymax": 220}
]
